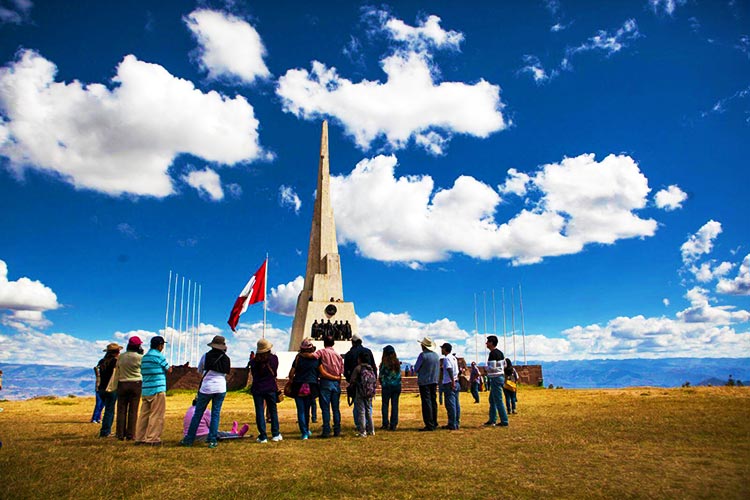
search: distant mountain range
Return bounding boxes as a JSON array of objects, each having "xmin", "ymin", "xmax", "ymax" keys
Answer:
[
  {"xmin": 536, "ymin": 358, "xmax": 750, "ymax": 389},
  {"xmin": 1, "ymin": 358, "xmax": 748, "ymax": 400}
]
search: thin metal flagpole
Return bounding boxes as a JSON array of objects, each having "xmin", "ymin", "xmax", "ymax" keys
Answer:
[
  {"xmin": 191, "ymin": 281, "xmax": 197, "ymax": 366},
  {"xmin": 511, "ymin": 287, "xmax": 516, "ymax": 364},
  {"xmin": 170, "ymin": 274, "xmax": 178, "ymax": 365},
  {"xmin": 483, "ymin": 291, "xmax": 487, "ymax": 336},
  {"xmin": 492, "ymin": 289, "xmax": 497, "ymax": 336},
  {"xmin": 178, "ymin": 276, "xmax": 185, "ymax": 364},
  {"xmin": 196, "ymin": 284, "xmax": 202, "ymax": 366},
  {"xmin": 502, "ymin": 288, "xmax": 507, "ymax": 353},
  {"xmin": 519, "ymin": 283, "xmax": 527, "ymax": 366},
  {"xmin": 183, "ymin": 279, "xmax": 192, "ymax": 364},
  {"xmin": 263, "ymin": 254, "xmax": 268, "ymax": 339},
  {"xmin": 473, "ymin": 293, "xmax": 479, "ymax": 365},
  {"xmin": 164, "ymin": 270, "xmax": 172, "ymax": 338}
]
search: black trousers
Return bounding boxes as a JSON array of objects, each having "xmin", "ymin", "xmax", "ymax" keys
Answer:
[
  {"xmin": 116, "ymin": 381, "xmax": 142, "ymax": 439},
  {"xmin": 418, "ymin": 383, "xmax": 438, "ymax": 430}
]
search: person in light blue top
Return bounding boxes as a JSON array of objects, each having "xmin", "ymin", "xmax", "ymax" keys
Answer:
[{"xmin": 135, "ymin": 335, "xmax": 171, "ymax": 445}]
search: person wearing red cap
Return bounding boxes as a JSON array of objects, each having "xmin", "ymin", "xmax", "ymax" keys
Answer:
[{"xmin": 114, "ymin": 336, "xmax": 144, "ymax": 440}]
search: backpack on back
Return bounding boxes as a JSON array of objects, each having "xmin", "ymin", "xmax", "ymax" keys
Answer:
[{"xmin": 358, "ymin": 365, "xmax": 377, "ymax": 399}]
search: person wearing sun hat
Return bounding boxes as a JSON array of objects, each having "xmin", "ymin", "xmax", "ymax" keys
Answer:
[
  {"xmin": 181, "ymin": 335, "xmax": 231, "ymax": 448},
  {"xmin": 114, "ymin": 336, "xmax": 144, "ymax": 440},
  {"xmin": 97, "ymin": 342, "xmax": 122, "ymax": 438},
  {"xmin": 414, "ymin": 336, "xmax": 440, "ymax": 431},
  {"xmin": 288, "ymin": 338, "xmax": 320, "ymax": 440},
  {"xmin": 249, "ymin": 338, "xmax": 283, "ymax": 443}
]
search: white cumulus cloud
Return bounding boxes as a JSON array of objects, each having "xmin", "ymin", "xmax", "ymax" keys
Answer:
[
  {"xmin": 184, "ymin": 167, "xmax": 225, "ymax": 201},
  {"xmin": 680, "ymin": 220, "xmax": 722, "ymax": 264},
  {"xmin": 654, "ymin": 184, "xmax": 687, "ymax": 210},
  {"xmin": 0, "ymin": 50, "xmax": 266, "ymax": 197},
  {"xmin": 0, "ymin": 260, "xmax": 59, "ymax": 323},
  {"xmin": 279, "ymin": 185, "xmax": 301, "ymax": 213},
  {"xmin": 332, "ymin": 153, "xmax": 658, "ymax": 265},
  {"xmin": 0, "ymin": 0, "xmax": 32, "ymax": 24},
  {"xmin": 185, "ymin": 9, "xmax": 270, "ymax": 84},
  {"xmin": 381, "ymin": 12, "xmax": 464, "ymax": 51},
  {"xmin": 268, "ymin": 276, "xmax": 303, "ymax": 316},
  {"xmin": 277, "ymin": 10, "xmax": 507, "ymax": 154},
  {"xmin": 717, "ymin": 254, "xmax": 750, "ymax": 296}
]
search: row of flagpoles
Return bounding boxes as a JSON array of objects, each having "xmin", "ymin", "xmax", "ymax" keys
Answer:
[
  {"xmin": 163, "ymin": 257, "xmax": 268, "ymax": 367},
  {"xmin": 473, "ymin": 285, "xmax": 527, "ymax": 366},
  {"xmin": 163, "ymin": 271, "xmax": 202, "ymax": 367}
]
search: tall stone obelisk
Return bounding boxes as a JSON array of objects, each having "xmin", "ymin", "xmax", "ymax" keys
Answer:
[{"xmin": 289, "ymin": 121, "xmax": 357, "ymax": 352}]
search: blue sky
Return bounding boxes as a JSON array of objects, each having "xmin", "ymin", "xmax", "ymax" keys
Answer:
[{"xmin": 0, "ymin": 0, "xmax": 748, "ymax": 367}]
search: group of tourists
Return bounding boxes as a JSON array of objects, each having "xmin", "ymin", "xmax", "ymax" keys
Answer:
[{"xmin": 93, "ymin": 331, "xmax": 520, "ymax": 447}]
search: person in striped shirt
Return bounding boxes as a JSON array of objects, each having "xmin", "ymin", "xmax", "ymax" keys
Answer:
[{"xmin": 135, "ymin": 336, "xmax": 171, "ymax": 446}]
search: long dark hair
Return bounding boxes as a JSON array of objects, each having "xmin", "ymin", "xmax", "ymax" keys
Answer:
[
  {"xmin": 380, "ymin": 351, "xmax": 400, "ymax": 372},
  {"xmin": 254, "ymin": 351, "xmax": 273, "ymax": 375},
  {"xmin": 504, "ymin": 358, "xmax": 514, "ymax": 377}
]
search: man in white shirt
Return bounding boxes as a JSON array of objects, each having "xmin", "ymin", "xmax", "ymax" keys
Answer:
[{"xmin": 440, "ymin": 343, "xmax": 459, "ymax": 430}]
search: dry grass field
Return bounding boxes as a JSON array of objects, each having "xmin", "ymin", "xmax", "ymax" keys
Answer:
[{"xmin": 0, "ymin": 386, "xmax": 748, "ymax": 499}]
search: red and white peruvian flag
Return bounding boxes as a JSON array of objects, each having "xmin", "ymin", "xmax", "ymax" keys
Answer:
[{"xmin": 227, "ymin": 259, "xmax": 267, "ymax": 332}]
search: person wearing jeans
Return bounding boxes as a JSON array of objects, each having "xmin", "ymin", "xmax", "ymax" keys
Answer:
[
  {"xmin": 470, "ymin": 362, "xmax": 481, "ymax": 404},
  {"xmin": 440, "ymin": 343, "xmax": 459, "ymax": 430},
  {"xmin": 288, "ymin": 338, "xmax": 320, "ymax": 440},
  {"xmin": 414, "ymin": 337, "xmax": 439, "ymax": 431},
  {"xmin": 250, "ymin": 338, "xmax": 282, "ymax": 443},
  {"xmin": 181, "ymin": 336, "xmax": 231, "ymax": 448},
  {"xmin": 378, "ymin": 345, "xmax": 402, "ymax": 431},
  {"xmin": 484, "ymin": 335, "xmax": 509, "ymax": 427},
  {"xmin": 96, "ymin": 343, "xmax": 121, "ymax": 437},
  {"xmin": 302, "ymin": 335, "xmax": 343, "ymax": 438}
]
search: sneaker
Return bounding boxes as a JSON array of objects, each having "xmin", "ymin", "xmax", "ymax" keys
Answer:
[
  {"xmin": 231, "ymin": 421, "xmax": 239, "ymax": 434},
  {"xmin": 301, "ymin": 434, "xmax": 308, "ymax": 441},
  {"xmin": 512, "ymin": 410, "xmax": 517, "ymax": 414},
  {"xmin": 306, "ymin": 430, "xmax": 313, "ymax": 438},
  {"xmin": 498, "ymin": 422, "xmax": 509, "ymax": 427},
  {"xmin": 208, "ymin": 441, "xmax": 218, "ymax": 448},
  {"xmin": 482, "ymin": 421, "xmax": 496, "ymax": 427},
  {"xmin": 355, "ymin": 432, "xmax": 367, "ymax": 437},
  {"xmin": 256, "ymin": 437, "xmax": 268, "ymax": 443},
  {"xmin": 178, "ymin": 439, "xmax": 192, "ymax": 447},
  {"xmin": 271, "ymin": 434, "xmax": 283, "ymax": 442}
]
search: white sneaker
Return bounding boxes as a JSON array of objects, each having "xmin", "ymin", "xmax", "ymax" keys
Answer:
[
  {"xmin": 271, "ymin": 434, "xmax": 283, "ymax": 442},
  {"xmin": 256, "ymin": 437, "xmax": 268, "ymax": 443},
  {"xmin": 355, "ymin": 432, "xmax": 367, "ymax": 438}
]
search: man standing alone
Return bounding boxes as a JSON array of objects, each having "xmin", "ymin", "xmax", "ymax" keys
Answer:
[
  {"xmin": 414, "ymin": 337, "xmax": 439, "ymax": 432},
  {"xmin": 484, "ymin": 335, "xmax": 509, "ymax": 428},
  {"xmin": 136, "ymin": 336, "xmax": 171, "ymax": 445}
]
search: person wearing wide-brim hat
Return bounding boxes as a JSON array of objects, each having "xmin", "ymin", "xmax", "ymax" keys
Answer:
[
  {"xmin": 97, "ymin": 343, "xmax": 122, "ymax": 437},
  {"xmin": 414, "ymin": 337, "xmax": 440, "ymax": 431},
  {"xmin": 249, "ymin": 338, "xmax": 283, "ymax": 443},
  {"xmin": 287, "ymin": 338, "xmax": 321, "ymax": 440},
  {"xmin": 181, "ymin": 336, "xmax": 231, "ymax": 448}
]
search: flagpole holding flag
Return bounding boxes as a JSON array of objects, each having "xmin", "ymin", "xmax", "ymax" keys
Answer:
[
  {"xmin": 263, "ymin": 253, "xmax": 268, "ymax": 339},
  {"xmin": 228, "ymin": 258, "xmax": 268, "ymax": 333}
]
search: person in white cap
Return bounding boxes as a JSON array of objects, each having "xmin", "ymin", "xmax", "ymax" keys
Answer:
[{"xmin": 414, "ymin": 337, "xmax": 440, "ymax": 431}]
